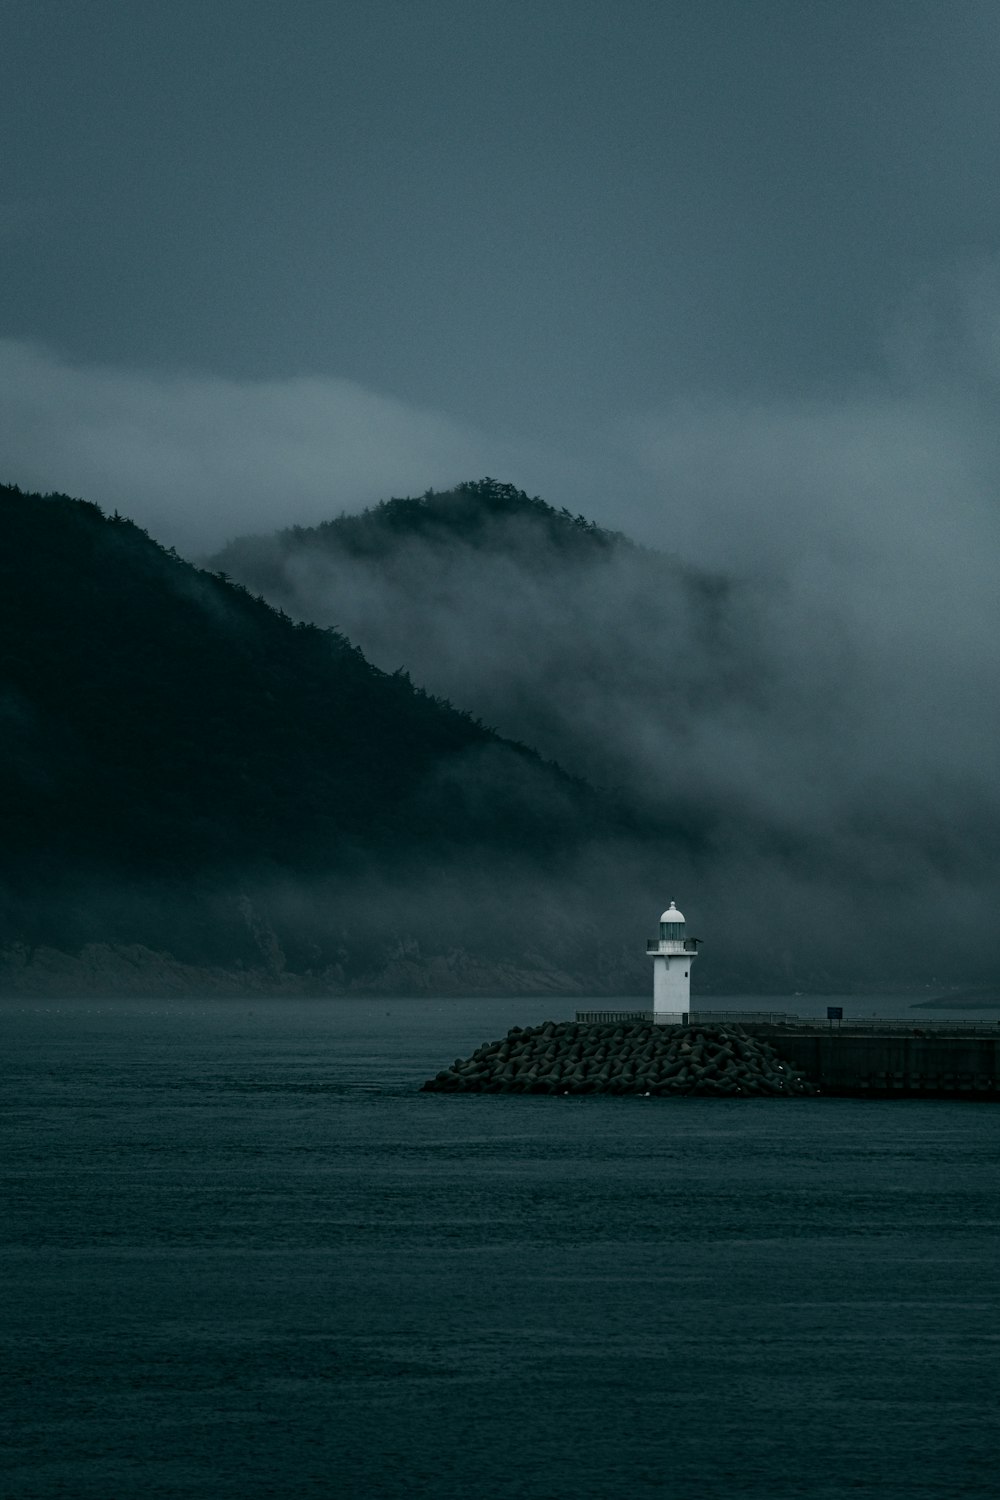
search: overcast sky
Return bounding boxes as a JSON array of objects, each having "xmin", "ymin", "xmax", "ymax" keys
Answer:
[{"xmin": 3, "ymin": 0, "xmax": 1000, "ymax": 554}]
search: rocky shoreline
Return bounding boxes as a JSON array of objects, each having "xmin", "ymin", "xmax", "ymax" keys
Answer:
[{"xmin": 421, "ymin": 1020, "xmax": 817, "ymax": 1097}]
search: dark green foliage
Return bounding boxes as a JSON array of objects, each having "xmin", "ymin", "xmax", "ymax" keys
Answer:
[
  {"xmin": 314, "ymin": 478, "xmax": 629, "ymax": 557},
  {"xmin": 208, "ymin": 477, "xmax": 633, "ymax": 585},
  {"xmin": 0, "ymin": 483, "xmax": 614, "ymax": 957}
]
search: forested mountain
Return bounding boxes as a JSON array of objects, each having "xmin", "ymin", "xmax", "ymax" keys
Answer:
[
  {"xmin": 207, "ymin": 479, "xmax": 755, "ymax": 817},
  {"xmin": 0, "ymin": 483, "xmax": 671, "ymax": 994},
  {"xmin": 211, "ymin": 479, "xmax": 629, "ymax": 587},
  {"xmin": 206, "ymin": 478, "xmax": 1000, "ymax": 994},
  {"xmin": 1, "ymin": 484, "xmax": 601, "ymax": 873},
  {"xmin": 4, "ymin": 479, "xmax": 998, "ymax": 995}
]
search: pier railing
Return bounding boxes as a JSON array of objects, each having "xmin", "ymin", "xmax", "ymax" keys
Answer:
[
  {"xmin": 803, "ymin": 1017, "xmax": 1000, "ymax": 1035},
  {"xmin": 689, "ymin": 1010, "xmax": 796, "ymax": 1025},
  {"xmin": 574, "ymin": 1009, "xmax": 1000, "ymax": 1033},
  {"xmin": 575, "ymin": 1009, "xmax": 795, "ymax": 1025},
  {"xmin": 575, "ymin": 1010, "xmax": 652, "ymax": 1024}
]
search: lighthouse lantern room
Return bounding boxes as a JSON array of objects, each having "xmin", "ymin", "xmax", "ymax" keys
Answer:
[{"xmin": 646, "ymin": 901, "xmax": 701, "ymax": 1021}]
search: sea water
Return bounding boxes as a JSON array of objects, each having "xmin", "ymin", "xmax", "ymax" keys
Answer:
[{"xmin": 2, "ymin": 995, "xmax": 999, "ymax": 1499}]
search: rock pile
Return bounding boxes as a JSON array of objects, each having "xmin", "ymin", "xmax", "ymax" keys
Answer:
[{"xmin": 421, "ymin": 1021, "xmax": 817, "ymax": 1097}]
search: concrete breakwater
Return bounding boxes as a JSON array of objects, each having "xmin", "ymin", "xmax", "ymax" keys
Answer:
[
  {"xmin": 770, "ymin": 1028, "xmax": 1000, "ymax": 1098},
  {"xmin": 421, "ymin": 1021, "xmax": 816, "ymax": 1096}
]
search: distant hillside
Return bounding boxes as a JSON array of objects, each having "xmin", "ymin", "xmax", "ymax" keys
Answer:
[
  {"xmin": 1, "ymin": 482, "xmax": 615, "ymax": 868},
  {"xmin": 204, "ymin": 477, "xmax": 1000, "ymax": 993},
  {"xmin": 206, "ymin": 478, "xmax": 744, "ymax": 811},
  {"xmin": 0, "ymin": 482, "xmax": 664, "ymax": 994},
  {"xmin": 6, "ymin": 478, "xmax": 998, "ymax": 995},
  {"xmin": 211, "ymin": 478, "xmax": 629, "ymax": 587}
]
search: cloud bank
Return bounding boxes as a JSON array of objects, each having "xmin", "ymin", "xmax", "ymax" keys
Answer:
[
  {"xmin": 3, "ymin": 270, "xmax": 1000, "ymax": 986},
  {"xmin": 0, "ymin": 339, "xmax": 565, "ymax": 552},
  {"xmin": 199, "ymin": 264, "xmax": 1000, "ymax": 986}
]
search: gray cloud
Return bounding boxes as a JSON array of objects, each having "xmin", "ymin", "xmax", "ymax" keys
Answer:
[
  {"xmin": 199, "ymin": 275, "xmax": 1000, "ymax": 985},
  {"xmin": 0, "ymin": 339, "xmax": 577, "ymax": 552},
  {"xmin": 624, "ymin": 286, "xmax": 1000, "ymax": 813},
  {"xmin": 4, "ymin": 266, "xmax": 1000, "ymax": 986}
]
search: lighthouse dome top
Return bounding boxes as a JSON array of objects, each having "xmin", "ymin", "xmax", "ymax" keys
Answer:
[{"xmin": 659, "ymin": 901, "xmax": 685, "ymax": 925}]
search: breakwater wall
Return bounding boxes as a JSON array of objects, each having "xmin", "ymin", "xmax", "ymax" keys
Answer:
[
  {"xmin": 766, "ymin": 1028, "xmax": 1000, "ymax": 1098},
  {"xmin": 421, "ymin": 1020, "xmax": 1000, "ymax": 1099},
  {"xmin": 421, "ymin": 1021, "xmax": 816, "ymax": 1096}
]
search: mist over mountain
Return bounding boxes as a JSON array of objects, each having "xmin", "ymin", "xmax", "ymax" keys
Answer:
[
  {"xmin": 2, "ymin": 482, "xmax": 681, "ymax": 996},
  {"xmin": 3, "ymin": 476, "xmax": 997, "ymax": 995},
  {"xmin": 207, "ymin": 481, "xmax": 756, "ymax": 810},
  {"xmin": 207, "ymin": 479, "xmax": 1000, "ymax": 992}
]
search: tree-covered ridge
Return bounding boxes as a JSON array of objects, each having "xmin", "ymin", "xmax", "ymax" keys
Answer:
[
  {"xmin": 208, "ymin": 478, "xmax": 634, "ymax": 586},
  {"xmin": 203, "ymin": 474, "xmax": 740, "ymax": 817},
  {"xmin": 311, "ymin": 478, "xmax": 631, "ymax": 556},
  {"xmin": 0, "ymin": 483, "xmax": 606, "ymax": 901}
]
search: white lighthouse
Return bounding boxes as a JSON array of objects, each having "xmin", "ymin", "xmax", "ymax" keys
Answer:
[{"xmin": 647, "ymin": 901, "xmax": 701, "ymax": 1022}]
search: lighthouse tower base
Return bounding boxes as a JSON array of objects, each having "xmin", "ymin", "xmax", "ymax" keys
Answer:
[{"xmin": 653, "ymin": 956, "xmax": 691, "ymax": 1021}]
